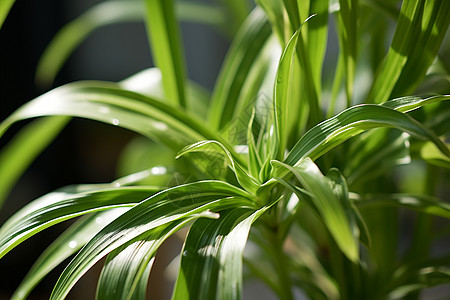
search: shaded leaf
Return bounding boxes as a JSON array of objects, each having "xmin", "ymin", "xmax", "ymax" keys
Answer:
[
  {"xmin": 0, "ymin": 116, "xmax": 69, "ymax": 207},
  {"xmin": 208, "ymin": 7, "xmax": 272, "ymax": 130}
]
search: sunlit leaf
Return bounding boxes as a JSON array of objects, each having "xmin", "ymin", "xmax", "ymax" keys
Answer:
[
  {"xmin": 177, "ymin": 140, "xmax": 260, "ymax": 193},
  {"xmin": 284, "ymin": 102, "xmax": 450, "ymax": 167},
  {"xmin": 144, "ymin": 0, "xmax": 186, "ymax": 108},
  {"xmin": 96, "ymin": 217, "xmax": 197, "ymax": 300},
  {"xmin": 11, "ymin": 209, "xmax": 128, "ymax": 300},
  {"xmin": 0, "ymin": 82, "xmax": 225, "ymax": 151},
  {"xmin": 367, "ymin": 0, "xmax": 450, "ymax": 103},
  {"xmin": 0, "ymin": 185, "xmax": 161, "ymax": 259},
  {"xmin": 272, "ymin": 159, "xmax": 359, "ymax": 262},
  {"xmin": 49, "ymin": 181, "xmax": 254, "ymax": 300},
  {"xmin": 172, "ymin": 206, "xmax": 270, "ymax": 300}
]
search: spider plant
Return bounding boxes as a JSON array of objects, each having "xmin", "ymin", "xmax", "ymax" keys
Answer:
[{"xmin": 0, "ymin": 0, "xmax": 449, "ymax": 299}]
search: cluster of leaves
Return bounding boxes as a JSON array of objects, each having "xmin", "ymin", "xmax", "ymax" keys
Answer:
[{"xmin": 0, "ymin": 0, "xmax": 449, "ymax": 299}]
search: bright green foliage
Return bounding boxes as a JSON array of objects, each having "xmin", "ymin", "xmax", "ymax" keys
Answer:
[{"xmin": 0, "ymin": 0, "xmax": 449, "ymax": 299}]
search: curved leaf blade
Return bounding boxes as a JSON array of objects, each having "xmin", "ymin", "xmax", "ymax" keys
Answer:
[
  {"xmin": 0, "ymin": 81, "xmax": 225, "ymax": 151},
  {"xmin": 272, "ymin": 159, "xmax": 359, "ymax": 262},
  {"xmin": 0, "ymin": 185, "xmax": 160, "ymax": 259},
  {"xmin": 49, "ymin": 181, "xmax": 254, "ymax": 300},
  {"xmin": 284, "ymin": 102, "xmax": 450, "ymax": 167},
  {"xmin": 144, "ymin": 0, "xmax": 186, "ymax": 108},
  {"xmin": 172, "ymin": 206, "xmax": 270, "ymax": 300},
  {"xmin": 0, "ymin": 116, "xmax": 69, "ymax": 207},
  {"xmin": 96, "ymin": 216, "xmax": 203, "ymax": 300},
  {"xmin": 208, "ymin": 7, "xmax": 272, "ymax": 130},
  {"xmin": 11, "ymin": 209, "xmax": 128, "ymax": 300},
  {"xmin": 177, "ymin": 140, "xmax": 260, "ymax": 193}
]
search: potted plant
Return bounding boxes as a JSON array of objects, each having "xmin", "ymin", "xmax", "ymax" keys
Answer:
[{"xmin": 0, "ymin": 0, "xmax": 449, "ymax": 299}]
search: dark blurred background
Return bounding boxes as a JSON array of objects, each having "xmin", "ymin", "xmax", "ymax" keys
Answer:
[{"xmin": 0, "ymin": 0, "xmax": 230, "ymax": 298}]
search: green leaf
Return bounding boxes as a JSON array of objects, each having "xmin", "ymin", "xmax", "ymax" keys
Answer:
[
  {"xmin": 255, "ymin": 0, "xmax": 286, "ymax": 44},
  {"xmin": 11, "ymin": 209, "xmax": 128, "ymax": 300},
  {"xmin": 35, "ymin": 1, "xmax": 228, "ymax": 88},
  {"xmin": 344, "ymin": 129, "xmax": 411, "ymax": 186},
  {"xmin": 284, "ymin": 102, "xmax": 450, "ymax": 167},
  {"xmin": 208, "ymin": 7, "xmax": 272, "ymax": 130},
  {"xmin": 0, "ymin": 81, "xmax": 224, "ymax": 151},
  {"xmin": 49, "ymin": 181, "xmax": 254, "ymax": 300},
  {"xmin": 177, "ymin": 140, "xmax": 260, "ymax": 194},
  {"xmin": 0, "ymin": 185, "xmax": 161, "ymax": 259},
  {"xmin": 35, "ymin": 0, "xmax": 143, "ymax": 87},
  {"xmin": 381, "ymin": 94, "xmax": 450, "ymax": 113},
  {"xmin": 0, "ymin": 0, "xmax": 14, "ymax": 29},
  {"xmin": 172, "ymin": 206, "xmax": 270, "ymax": 300},
  {"xmin": 274, "ymin": 25, "xmax": 302, "ymax": 159},
  {"xmin": 96, "ymin": 217, "xmax": 198, "ymax": 300},
  {"xmin": 354, "ymin": 193, "xmax": 450, "ymax": 219},
  {"xmin": 327, "ymin": 168, "xmax": 371, "ymax": 247},
  {"xmin": 418, "ymin": 141, "xmax": 450, "ymax": 169},
  {"xmin": 118, "ymin": 68, "xmax": 210, "ymax": 120},
  {"xmin": 144, "ymin": 0, "xmax": 186, "ymax": 108},
  {"xmin": 367, "ymin": 0, "xmax": 450, "ymax": 103},
  {"xmin": 272, "ymin": 159, "xmax": 359, "ymax": 262},
  {"xmin": 335, "ymin": 0, "xmax": 358, "ymax": 106},
  {"xmin": 0, "ymin": 116, "xmax": 69, "ymax": 208}
]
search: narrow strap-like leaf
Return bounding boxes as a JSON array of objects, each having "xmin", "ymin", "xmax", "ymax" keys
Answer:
[
  {"xmin": 11, "ymin": 209, "xmax": 128, "ymax": 300},
  {"xmin": 367, "ymin": 0, "xmax": 450, "ymax": 103},
  {"xmin": 49, "ymin": 181, "xmax": 254, "ymax": 300},
  {"xmin": 96, "ymin": 217, "xmax": 200, "ymax": 300},
  {"xmin": 354, "ymin": 193, "xmax": 450, "ymax": 219},
  {"xmin": 284, "ymin": 101, "xmax": 450, "ymax": 167},
  {"xmin": 144, "ymin": 0, "xmax": 187, "ymax": 108},
  {"xmin": 0, "ymin": 116, "xmax": 69, "ymax": 208},
  {"xmin": 335, "ymin": 0, "xmax": 358, "ymax": 106},
  {"xmin": 208, "ymin": 8, "xmax": 272, "ymax": 130},
  {"xmin": 0, "ymin": 81, "xmax": 226, "ymax": 151},
  {"xmin": 272, "ymin": 159, "xmax": 359, "ymax": 262},
  {"xmin": 0, "ymin": 0, "xmax": 14, "ymax": 29},
  {"xmin": 0, "ymin": 185, "xmax": 161, "ymax": 259},
  {"xmin": 177, "ymin": 140, "xmax": 260, "ymax": 193},
  {"xmin": 172, "ymin": 206, "xmax": 270, "ymax": 300}
]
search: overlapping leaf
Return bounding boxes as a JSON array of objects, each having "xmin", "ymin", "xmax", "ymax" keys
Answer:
[
  {"xmin": 172, "ymin": 206, "xmax": 270, "ymax": 300},
  {"xmin": 0, "ymin": 81, "xmax": 225, "ymax": 151},
  {"xmin": 272, "ymin": 159, "xmax": 359, "ymax": 262},
  {"xmin": 0, "ymin": 185, "xmax": 160, "ymax": 259},
  {"xmin": 284, "ymin": 98, "xmax": 450, "ymax": 167},
  {"xmin": 208, "ymin": 7, "xmax": 272, "ymax": 130},
  {"xmin": 11, "ymin": 209, "xmax": 128, "ymax": 300},
  {"xmin": 96, "ymin": 217, "xmax": 200, "ymax": 300},
  {"xmin": 49, "ymin": 181, "xmax": 254, "ymax": 300},
  {"xmin": 367, "ymin": 0, "xmax": 450, "ymax": 103},
  {"xmin": 177, "ymin": 140, "xmax": 259, "ymax": 193}
]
